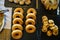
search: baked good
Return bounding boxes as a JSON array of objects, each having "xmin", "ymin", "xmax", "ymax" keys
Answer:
[
  {"xmin": 27, "ymin": 8, "xmax": 36, "ymax": 15},
  {"xmin": 14, "ymin": 8, "xmax": 24, "ymax": 14},
  {"xmin": 25, "ymin": 0, "xmax": 31, "ymax": 5},
  {"xmin": 26, "ymin": 13, "xmax": 36, "ymax": 20},
  {"xmin": 47, "ymin": 30, "xmax": 52, "ymax": 36},
  {"xmin": 25, "ymin": 25, "xmax": 36, "ymax": 33},
  {"xmin": 41, "ymin": 0, "xmax": 58, "ymax": 10},
  {"xmin": 12, "ymin": 30, "xmax": 23, "ymax": 39},
  {"xmin": 12, "ymin": 24, "xmax": 23, "ymax": 31},
  {"xmin": 25, "ymin": 19, "xmax": 35, "ymax": 25},
  {"xmin": 13, "ymin": 12, "xmax": 24, "ymax": 19},
  {"xmin": 13, "ymin": 18, "xmax": 23, "ymax": 25}
]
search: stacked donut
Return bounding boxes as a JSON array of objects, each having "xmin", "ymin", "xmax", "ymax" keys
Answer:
[
  {"xmin": 42, "ymin": 16, "xmax": 58, "ymax": 36},
  {"xmin": 12, "ymin": 8, "xmax": 24, "ymax": 39},
  {"xmin": 25, "ymin": 8, "xmax": 36, "ymax": 33},
  {"xmin": 9, "ymin": 0, "xmax": 31, "ymax": 5},
  {"xmin": 41, "ymin": 0, "xmax": 58, "ymax": 10}
]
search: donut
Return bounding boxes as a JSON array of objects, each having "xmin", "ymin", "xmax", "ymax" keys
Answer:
[
  {"xmin": 25, "ymin": 0, "xmax": 31, "ymax": 5},
  {"xmin": 9, "ymin": 0, "xmax": 14, "ymax": 2},
  {"xmin": 53, "ymin": 26, "xmax": 58, "ymax": 36},
  {"xmin": 12, "ymin": 24, "xmax": 23, "ymax": 31},
  {"xmin": 47, "ymin": 30, "xmax": 52, "ymax": 36},
  {"xmin": 42, "ymin": 16, "xmax": 48, "ymax": 20},
  {"xmin": 43, "ymin": 21, "xmax": 49, "ymax": 26},
  {"xmin": 19, "ymin": 0, "xmax": 24, "ymax": 5},
  {"xmin": 25, "ymin": 19, "xmax": 35, "ymax": 25},
  {"xmin": 13, "ymin": 18, "xmax": 23, "ymax": 25},
  {"xmin": 14, "ymin": 0, "xmax": 19, "ymax": 3},
  {"xmin": 14, "ymin": 8, "xmax": 24, "ymax": 14},
  {"xmin": 42, "ymin": 25, "xmax": 48, "ymax": 32},
  {"xmin": 26, "ymin": 13, "xmax": 36, "ymax": 20},
  {"xmin": 12, "ymin": 30, "xmax": 22, "ymax": 39},
  {"xmin": 41, "ymin": 0, "xmax": 58, "ymax": 10},
  {"xmin": 13, "ymin": 12, "xmax": 24, "ymax": 19},
  {"xmin": 49, "ymin": 20, "xmax": 54, "ymax": 24},
  {"xmin": 27, "ymin": 8, "xmax": 36, "ymax": 15},
  {"xmin": 25, "ymin": 25, "xmax": 36, "ymax": 33}
]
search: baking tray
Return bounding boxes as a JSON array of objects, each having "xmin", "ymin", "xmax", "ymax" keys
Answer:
[
  {"xmin": 10, "ymin": 7, "xmax": 39, "ymax": 40},
  {"xmin": 38, "ymin": 0, "xmax": 60, "ymax": 40},
  {"xmin": 4, "ymin": 0, "xmax": 36, "ymax": 8}
]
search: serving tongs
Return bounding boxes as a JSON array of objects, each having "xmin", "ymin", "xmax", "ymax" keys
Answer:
[{"xmin": 0, "ymin": 9, "xmax": 9, "ymax": 32}]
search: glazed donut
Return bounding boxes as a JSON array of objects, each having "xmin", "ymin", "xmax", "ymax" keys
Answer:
[
  {"xmin": 13, "ymin": 12, "xmax": 24, "ymax": 19},
  {"xmin": 25, "ymin": 25, "xmax": 36, "ymax": 33},
  {"xmin": 26, "ymin": 13, "xmax": 36, "ymax": 20},
  {"xmin": 14, "ymin": 8, "xmax": 24, "ymax": 14},
  {"xmin": 49, "ymin": 20, "xmax": 54, "ymax": 24},
  {"xmin": 13, "ymin": 18, "xmax": 23, "ymax": 25},
  {"xmin": 9, "ymin": 0, "xmax": 14, "ymax": 2},
  {"xmin": 25, "ymin": 0, "xmax": 31, "ymax": 5},
  {"xmin": 25, "ymin": 19, "xmax": 35, "ymax": 25},
  {"xmin": 47, "ymin": 30, "xmax": 52, "ymax": 36},
  {"xmin": 42, "ymin": 25, "xmax": 48, "ymax": 32},
  {"xmin": 41, "ymin": 0, "xmax": 58, "ymax": 10},
  {"xmin": 19, "ymin": 0, "xmax": 24, "ymax": 5},
  {"xmin": 12, "ymin": 24, "xmax": 23, "ymax": 31},
  {"xmin": 12, "ymin": 30, "xmax": 22, "ymax": 39},
  {"xmin": 42, "ymin": 16, "xmax": 48, "ymax": 20},
  {"xmin": 27, "ymin": 8, "xmax": 37, "ymax": 15},
  {"xmin": 14, "ymin": 0, "xmax": 19, "ymax": 3},
  {"xmin": 53, "ymin": 25, "xmax": 58, "ymax": 36}
]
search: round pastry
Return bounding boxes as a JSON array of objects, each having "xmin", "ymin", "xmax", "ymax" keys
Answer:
[
  {"xmin": 49, "ymin": 20, "xmax": 54, "ymax": 24},
  {"xmin": 53, "ymin": 25, "xmax": 58, "ymax": 36},
  {"xmin": 43, "ymin": 21, "xmax": 49, "ymax": 26},
  {"xmin": 13, "ymin": 12, "xmax": 24, "ymax": 19},
  {"xmin": 12, "ymin": 30, "xmax": 22, "ymax": 39},
  {"xmin": 42, "ymin": 26, "xmax": 48, "ymax": 32},
  {"xmin": 13, "ymin": 18, "xmax": 23, "ymax": 25},
  {"xmin": 27, "ymin": 8, "xmax": 36, "ymax": 15},
  {"xmin": 42, "ymin": 16, "xmax": 48, "ymax": 20},
  {"xmin": 19, "ymin": 0, "xmax": 24, "ymax": 5},
  {"xmin": 25, "ymin": 25, "xmax": 36, "ymax": 33},
  {"xmin": 47, "ymin": 30, "xmax": 52, "ymax": 36},
  {"xmin": 12, "ymin": 24, "xmax": 23, "ymax": 31},
  {"xmin": 25, "ymin": 0, "xmax": 31, "ymax": 5},
  {"xmin": 41, "ymin": 0, "xmax": 58, "ymax": 10},
  {"xmin": 42, "ymin": 18, "xmax": 48, "ymax": 22},
  {"xmin": 14, "ymin": 8, "xmax": 24, "ymax": 14},
  {"xmin": 26, "ymin": 13, "xmax": 36, "ymax": 20},
  {"xmin": 25, "ymin": 19, "xmax": 35, "ymax": 25},
  {"xmin": 14, "ymin": 0, "xmax": 19, "ymax": 3},
  {"xmin": 9, "ymin": 0, "xmax": 14, "ymax": 2}
]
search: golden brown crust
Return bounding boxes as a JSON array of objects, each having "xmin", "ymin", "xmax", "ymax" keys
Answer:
[
  {"xmin": 12, "ymin": 30, "xmax": 23, "ymax": 39},
  {"xmin": 26, "ymin": 13, "xmax": 36, "ymax": 20},
  {"xmin": 12, "ymin": 24, "xmax": 23, "ymax": 31},
  {"xmin": 14, "ymin": 8, "xmax": 24, "ymax": 14},
  {"xmin": 25, "ymin": 25, "xmax": 36, "ymax": 33},
  {"xmin": 47, "ymin": 30, "xmax": 52, "ymax": 36},
  {"xmin": 27, "ymin": 8, "xmax": 36, "ymax": 15},
  {"xmin": 41, "ymin": 0, "xmax": 58, "ymax": 10},
  {"xmin": 25, "ymin": 0, "xmax": 31, "ymax": 5},
  {"xmin": 13, "ymin": 18, "xmax": 23, "ymax": 25},
  {"xmin": 13, "ymin": 12, "xmax": 24, "ymax": 19},
  {"xmin": 25, "ymin": 19, "xmax": 35, "ymax": 25}
]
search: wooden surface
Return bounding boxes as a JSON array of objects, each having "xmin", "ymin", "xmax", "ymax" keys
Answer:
[{"xmin": 0, "ymin": 29, "xmax": 11, "ymax": 40}]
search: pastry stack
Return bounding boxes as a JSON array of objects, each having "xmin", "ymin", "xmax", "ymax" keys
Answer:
[
  {"xmin": 11, "ymin": 8, "xmax": 24, "ymax": 39},
  {"xmin": 42, "ymin": 16, "xmax": 58, "ymax": 36},
  {"xmin": 25, "ymin": 8, "xmax": 36, "ymax": 33}
]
